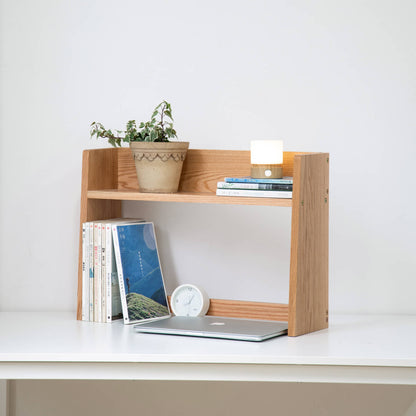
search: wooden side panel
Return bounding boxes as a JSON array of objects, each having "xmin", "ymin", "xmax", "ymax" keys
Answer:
[
  {"xmin": 288, "ymin": 153, "xmax": 329, "ymax": 336},
  {"xmin": 77, "ymin": 149, "xmax": 122, "ymax": 320},
  {"xmin": 116, "ymin": 147, "xmax": 300, "ymax": 192}
]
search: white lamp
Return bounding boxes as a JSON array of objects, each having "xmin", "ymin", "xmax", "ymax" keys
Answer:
[{"xmin": 250, "ymin": 140, "xmax": 283, "ymax": 179}]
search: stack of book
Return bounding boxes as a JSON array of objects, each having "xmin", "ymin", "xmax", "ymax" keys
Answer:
[
  {"xmin": 81, "ymin": 218, "xmax": 144, "ymax": 323},
  {"xmin": 216, "ymin": 176, "xmax": 293, "ymax": 199}
]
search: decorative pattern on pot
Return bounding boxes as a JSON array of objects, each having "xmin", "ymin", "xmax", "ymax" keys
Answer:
[{"xmin": 133, "ymin": 151, "xmax": 187, "ymax": 162}]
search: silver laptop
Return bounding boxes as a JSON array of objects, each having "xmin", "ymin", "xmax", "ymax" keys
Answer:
[{"xmin": 134, "ymin": 315, "xmax": 288, "ymax": 342}]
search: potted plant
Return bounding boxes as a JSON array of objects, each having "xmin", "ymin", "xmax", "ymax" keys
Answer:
[{"xmin": 90, "ymin": 101, "xmax": 189, "ymax": 193}]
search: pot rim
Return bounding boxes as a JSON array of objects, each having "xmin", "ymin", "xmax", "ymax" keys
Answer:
[{"xmin": 129, "ymin": 141, "xmax": 189, "ymax": 146}]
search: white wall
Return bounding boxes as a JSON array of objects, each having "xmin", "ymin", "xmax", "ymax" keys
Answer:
[{"xmin": 2, "ymin": 0, "xmax": 416, "ymax": 315}]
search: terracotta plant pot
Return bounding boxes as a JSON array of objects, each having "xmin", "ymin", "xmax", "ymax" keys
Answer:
[{"xmin": 129, "ymin": 141, "xmax": 189, "ymax": 193}]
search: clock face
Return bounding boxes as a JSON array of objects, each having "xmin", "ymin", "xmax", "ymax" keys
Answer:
[{"xmin": 171, "ymin": 284, "xmax": 210, "ymax": 317}]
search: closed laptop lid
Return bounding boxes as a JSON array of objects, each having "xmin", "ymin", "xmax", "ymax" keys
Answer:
[{"xmin": 134, "ymin": 316, "xmax": 288, "ymax": 342}]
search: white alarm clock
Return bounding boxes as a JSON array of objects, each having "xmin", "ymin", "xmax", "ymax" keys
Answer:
[{"xmin": 170, "ymin": 284, "xmax": 210, "ymax": 317}]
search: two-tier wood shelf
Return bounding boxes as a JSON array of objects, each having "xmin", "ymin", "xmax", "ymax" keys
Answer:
[{"xmin": 78, "ymin": 148, "xmax": 329, "ymax": 337}]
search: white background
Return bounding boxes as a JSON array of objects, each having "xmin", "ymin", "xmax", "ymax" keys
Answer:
[{"xmin": 1, "ymin": 0, "xmax": 415, "ymax": 414}]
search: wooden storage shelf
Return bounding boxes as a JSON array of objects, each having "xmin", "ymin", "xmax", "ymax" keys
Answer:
[{"xmin": 78, "ymin": 148, "xmax": 329, "ymax": 337}]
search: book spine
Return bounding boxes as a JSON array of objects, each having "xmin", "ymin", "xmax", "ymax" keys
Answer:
[
  {"xmin": 105, "ymin": 223, "xmax": 113, "ymax": 322},
  {"xmin": 216, "ymin": 188, "xmax": 292, "ymax": 198},
  {"xmin": 81, "ymin": 223, "xmax": 89, "ymax": 321},
  {"xmin": 101, "ymin": 224, "xmax": 107, "ymax": 323},
  {"xmin": 112, "ymin": 224, "xmax": 129, "ymax": 324},
  {"xmin": 93, "ymin": 223, "xmax": 102, "ymax": 322},
  {"xmin": 88, "ymin": 222, "xmax": 94, "ymax": 321},
  {"xmin": 217, "ymin": 181, "xmax": 292, "ymax": 191},
  {"xmin": 224, "ymin": 177, "xmax": 293, "ymax": 184}
]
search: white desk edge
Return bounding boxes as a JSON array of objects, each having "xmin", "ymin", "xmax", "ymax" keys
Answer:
[{"xmin": 0, "ymin": 312, "xmax": 415, "ymax": 385}]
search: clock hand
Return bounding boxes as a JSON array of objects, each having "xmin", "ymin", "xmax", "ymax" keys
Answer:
[{"xmin": 184, "ymin": 294, "xmax": 194, "ymax": 305}]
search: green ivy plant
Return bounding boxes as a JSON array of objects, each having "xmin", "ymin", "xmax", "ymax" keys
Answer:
[{"xmin": 90, "ymin": 101, "xmax": 177, "ymax": 147}]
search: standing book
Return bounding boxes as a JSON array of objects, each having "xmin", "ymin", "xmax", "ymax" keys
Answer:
[
  {"xmin": 81, "ymin": 223, "xmax": 89, "ymax": 321},
  {"xmin": 93, "ymin": 222, "xmax": 103, "ymax": 322},
  {"xmin": 104, "ymin": 219, "xmax": 144, "ymax": 322},
  {"xmin": 105, "ymin": 222, "xmax": 121, "ymax": 322},
  {"xmin": 81, "ymin": 221, "xmax": 98, "ymax": 321},
  {"xmin": 112, "ymin": 222, "xmax": 170, "ymax": 324},
  {"xmin": 88, "ymin": 222, "xmax": 94, "ymax": 320},
  {"xmin": 100, "ymin": 223, "xmax": 107, "ymax": 323}
]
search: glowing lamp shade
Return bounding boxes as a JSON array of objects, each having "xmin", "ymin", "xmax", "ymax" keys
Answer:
[{"xmin": 250, "ymin": 140, "xmax": 283, "ymax": 179}]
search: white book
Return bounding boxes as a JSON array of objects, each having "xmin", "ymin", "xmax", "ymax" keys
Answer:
[
  {"xmin": 104, "ymin": 218, "xmax": 144, "ymax": 322},
  {"xmin": 88, "ymin": 222, "xmax": 94, "ymax": 321},
  {"xmin": 112, "ymin": 224, "xmax": 128, "ymax": 323},
  {"xmin": 101, "ymin": 223, "xmax": 107, "ymax": 323},
  {"xmin": 81, "ymin": 223, "xmax": 89, "ymax": 321},
  {"xmin": 217, "ymin": 181, "xmax": 292, "ymax": 191},
  {"xmin": 93, "ymin": 222, "xmax": 102, "ymax": 322},
  {"xmin": 105, "ymin": 223, "xmax": 119, "ymax": 322},
  {"xmin": 216, "ymin": 188, "xmax": 292, "ymax": 199}
]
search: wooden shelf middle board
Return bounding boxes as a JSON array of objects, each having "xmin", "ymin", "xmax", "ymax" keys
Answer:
[{"xmin": 87, "ymin": 189, "xmax": 293, "ymax": 207}]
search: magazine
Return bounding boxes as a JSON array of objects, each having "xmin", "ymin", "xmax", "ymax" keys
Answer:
[{"xmin": 112, "ymin": 222, "xmax": 170, "ymax": 324}]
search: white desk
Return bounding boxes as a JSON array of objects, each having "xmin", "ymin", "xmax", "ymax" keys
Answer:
[{"xmin": 0, "ymin": 312, "xmax": 415, "ymax": 385}]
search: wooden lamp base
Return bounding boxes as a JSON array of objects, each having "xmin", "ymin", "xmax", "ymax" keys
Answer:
[{"xmin": 251, "ymin": 164, "xmax": 283, "ymax": 179}]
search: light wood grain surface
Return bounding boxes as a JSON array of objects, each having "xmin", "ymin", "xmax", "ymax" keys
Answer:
[
  {"xmin": 166, "ymin": 297, "xmax": 289, "ymax": 322},
  {"xmin": 289, "ymin": 153, "xmax": 329, "ymax": 336}
]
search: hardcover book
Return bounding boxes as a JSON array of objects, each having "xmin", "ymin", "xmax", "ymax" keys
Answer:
[
  {"xmin": 224, "ymin": 176, "xmax": 293, "ymax": 185},
  {"xmin": 112, "ymin": 222, "xmax": 170, "ymax": 324}
]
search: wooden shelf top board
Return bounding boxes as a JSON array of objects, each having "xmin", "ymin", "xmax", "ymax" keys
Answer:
[{"xmin": 87, "ymin": 189, "xmax": 293, "ymax": 207}]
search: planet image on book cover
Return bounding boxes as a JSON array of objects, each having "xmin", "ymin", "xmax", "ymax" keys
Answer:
[{"xmin": 116, "ymin": 223, "xmax": 169, "ymax": 322}]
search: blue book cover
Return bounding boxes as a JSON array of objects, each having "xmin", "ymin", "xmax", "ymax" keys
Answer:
[
  {"xmin": 224, "ymin": 176, "xmax": 293, "ymax": 184},
  {"xmin": 112, "ymin": 222, "xmax": 170, "ymax": 324}
]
